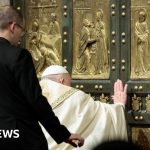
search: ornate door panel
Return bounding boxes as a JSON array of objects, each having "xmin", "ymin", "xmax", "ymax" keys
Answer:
[
  {"xmin": 12, "ymin": 0, "xmax": 64, "ymax": 78},
  {"xmin": 71, "ymin": 0, "xmax": 114, "ymax": 101},
  {"xmin": 126, "ymin": 0, "xmax": 150, "ymax": 149},
  {"xmin": 11, "ymin": 0, "xmax": 150, "ymax": 149}
]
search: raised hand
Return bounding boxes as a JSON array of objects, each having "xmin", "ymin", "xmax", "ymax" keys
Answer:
[{"xmin": 112, "ymin": 79, "xmax": 128, "ymax": 105}]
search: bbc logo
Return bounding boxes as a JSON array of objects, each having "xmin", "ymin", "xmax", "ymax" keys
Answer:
[{"xmin": 0, "ymin": 129, "xmax": 19, "ymax": 138}]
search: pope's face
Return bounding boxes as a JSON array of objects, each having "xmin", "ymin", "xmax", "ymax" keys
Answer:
[{"xmin": 64, "ymin": 74, "xmax": 71, "ymax": 86}]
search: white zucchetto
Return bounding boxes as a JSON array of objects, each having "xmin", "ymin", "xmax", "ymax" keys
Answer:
[{"xmin": 42, "ymin": 65, "xmax": 69, "ymax": 77}]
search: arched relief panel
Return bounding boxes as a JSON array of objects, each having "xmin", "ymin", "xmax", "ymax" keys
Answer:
[
  {"xmin": 130, "ymin": 0, "xmax": 150, "ymax": 79},
  {"xmin": 72, "ymin": 0, "xmax": 110, "ymax": 79},
  {"xmin": 25, "ymin": 0, "xmax": 62, "ymax": 77}
]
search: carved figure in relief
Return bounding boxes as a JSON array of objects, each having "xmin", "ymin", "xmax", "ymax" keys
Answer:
[
  {"xmin": 95, "ymin": 9, "xmax": 108, "ymax": 74},
  {"xmin": 76, "ymin": 19, "xmax": 96, "ymax": 74},
  {"xmin": 99, "ymin": 93, "xmax": 109, "ymax": 103},
  {"xmin": 49, "ymin": 13, "xmax": 60, "ymax": 35},
  {"xmin": 88, "ymin": 22, "xmax": 97, "ymax": 75},
  {"xmin": 132, "ymin": 94, "xmax": 141, "ymax": 111},
  {"xmin": 135, "ymin": 10, "xmax": 149, "ymax": 76},
  {"xmin": 39, "ymin": 17, "xmax": 60, "ymax": 69},
  {"xmin": 28, "ymin": 20, "xmax": 44, "ymax": 75},
  {"xmin": 49, "ymin": 12, "xmax": 61, "ymax": 63},
  {"xmin": 51, "ymin": 0, "xmax": 57, "ymax": 5}
]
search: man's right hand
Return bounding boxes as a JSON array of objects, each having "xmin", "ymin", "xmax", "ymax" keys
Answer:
[
  {"xmin": 112, "ymin": 79, "xmax": 128, "ymax": 105},
  {"xmin": 65, "ymin": 133, "xmax": 84, "ymax": 148}
]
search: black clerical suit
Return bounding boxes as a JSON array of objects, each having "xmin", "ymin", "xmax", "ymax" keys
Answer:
[{"xmin": 0, "ymin": 37, "xmax": 70, "ymax": 150}]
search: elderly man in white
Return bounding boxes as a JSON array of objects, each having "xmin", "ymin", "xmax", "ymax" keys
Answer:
[{"xmin": 40, "ymin": 65, "xmax": 128, "ymax": 150}]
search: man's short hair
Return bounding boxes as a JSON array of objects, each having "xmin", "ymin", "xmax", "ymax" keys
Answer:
[{"xmin": 0, "ymin": 5, "xmax": 23, "ymax": 30}]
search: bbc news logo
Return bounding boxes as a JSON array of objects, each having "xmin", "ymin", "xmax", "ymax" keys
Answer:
[{"xmin": 0, "ymin": 129, "xmax": 19, "ymax": 138}]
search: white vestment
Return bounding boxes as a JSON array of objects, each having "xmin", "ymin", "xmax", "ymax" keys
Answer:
[{"xmin": 40, "ymin": 79, "xmax": 128, "ymax": 150}]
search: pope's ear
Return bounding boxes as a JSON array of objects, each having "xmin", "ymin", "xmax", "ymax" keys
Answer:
[{"xmin": 59, "ymin": 78, "xmax": 64, "ymax": 84}]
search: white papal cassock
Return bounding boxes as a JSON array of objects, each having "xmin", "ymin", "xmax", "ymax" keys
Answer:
[{"xmin": 40, "ymin": 79, "xmax": 128, "ymax": 150}]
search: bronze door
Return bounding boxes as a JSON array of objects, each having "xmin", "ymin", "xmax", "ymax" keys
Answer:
[{"xmin": 11, "ymin": 0, "xmax": 150, "ymax": 149}]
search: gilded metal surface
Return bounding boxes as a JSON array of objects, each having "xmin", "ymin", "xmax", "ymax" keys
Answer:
[
  {"xmin": 131, "ymin": 1, "xmax": 150, "ymax": 79},
  {"xmin": 25, "ymin": 0, "xmax": 62, "ymax": 77},
  {"xmin": 132, "ymin": 127, "xmax": 150, "ymax": 150},
  {"xmin": 132, "ymin": 94, "xmax": 141, "ymax": 111},
  {"xmin": 72, "ymin": 0, "xmax": 110, "ymax": 79}
]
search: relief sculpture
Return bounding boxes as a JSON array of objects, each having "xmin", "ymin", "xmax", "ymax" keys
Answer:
[
  {"xmin": 132, "ymin": 94, "xmax": 142, "ymax": 112},
  {"xmin": 131, "ymin": 1, "xmax": 150, "ymax": 79},
  {"xmin": 28, "ymin": 19, "xmax": 44, "ymax": 74},
  {"xmin": 72, "ymin": 0, "xmax": 110, "ymax": 79},
  {"xmin": 95, "ymin": 10, "xmax": 109, "ymax": 74},
  {"xmin": 99, "ymin": 93, "xmax": 109, "ymax": 103},
  {"xmin": 26, "ymin": 0, "xmax": 62, "ymax": 77},
  {"xmin": 76, "ymin": 18, "xmax": 96, "ymax": 74},
  {"xmin": 135, "ymin": 10, "xmax": 149, "ymax": 76}
]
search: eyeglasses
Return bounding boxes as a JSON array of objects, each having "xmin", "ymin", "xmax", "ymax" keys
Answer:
[{"xmin": 15, "ymin": 23, "xmax": 26, "ymax": 36}]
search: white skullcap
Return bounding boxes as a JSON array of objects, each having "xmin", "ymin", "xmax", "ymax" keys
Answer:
[{"xmin": 42, "ymin": 65, "xmax": 69, "ymax": 77}]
